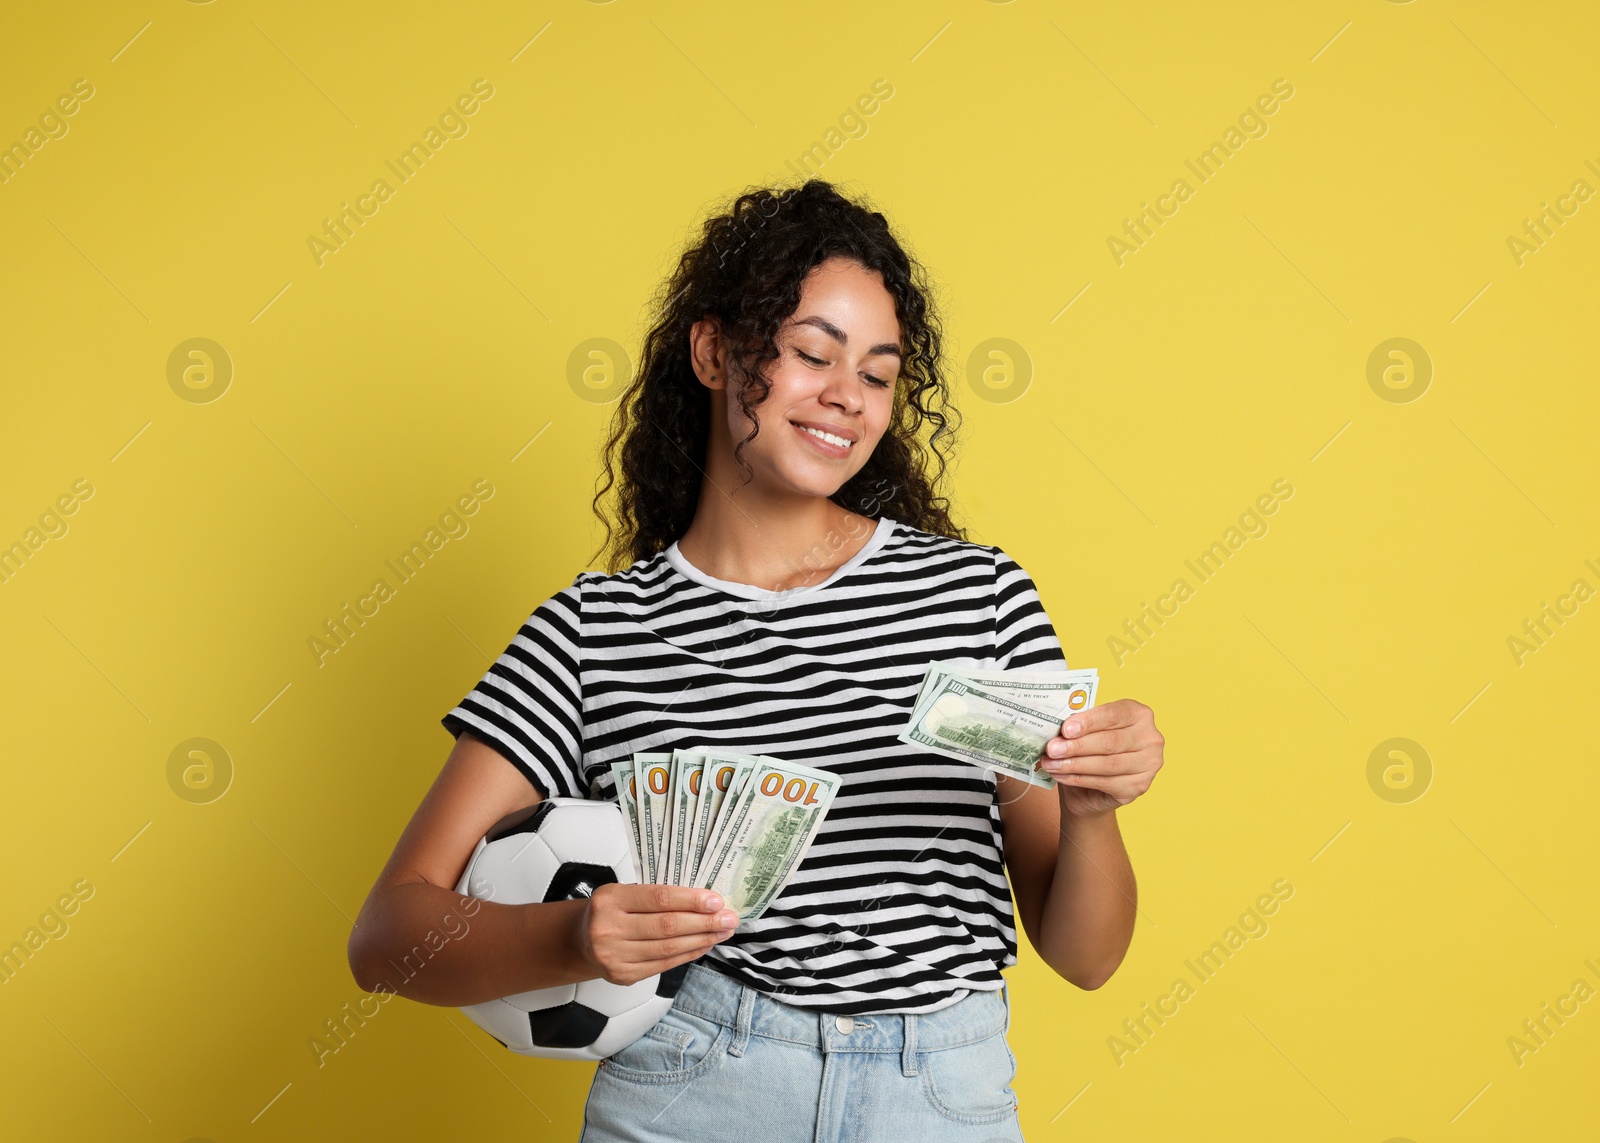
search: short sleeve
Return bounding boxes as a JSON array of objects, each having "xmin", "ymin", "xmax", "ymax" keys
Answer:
[
  {"xmin": 992, "ymin": 548, "xmax": 1069, "ymax": 672},
  {"xmin": 440, "ymin": 575, "xmax": 586, "ymax": 799}
]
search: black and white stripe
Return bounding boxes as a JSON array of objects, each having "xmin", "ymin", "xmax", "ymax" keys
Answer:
[{"xmin": 441, "ymin": 516, "xmax": 1067, "ymax": 1014}]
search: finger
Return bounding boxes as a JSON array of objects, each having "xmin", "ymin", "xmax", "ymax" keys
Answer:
[
  {"xmin": 617, "ymin": 884, "xmax": 727, "ymax": 915},
  {"xmin": 1054, "ymin": 769, "xmax": 1156, "ymax": 803},
  {"xmin": 627, "ymin": 930, "xmax": 737, "ymax": 963},
  {"xmin": 1040, "ymin": 750, "xmax": 1144, "ymax": 778},
  {"xmin": 628, "ymin": 943, "xmax": 726, "ymax": 980},
  {"xmin": 1051, "ymin": 771, "xmax": 1136, "ymax": 796},
  {"xmin": 1057, "ymin": 700, "xmax": 1132, "ymax": 739},
  {"xmin": 1044, "ymin": 726, "xmax": 1134, "ymax": 760},
  {"xmin": 630, "ymin": 907, "xmax": 740, "ymax": 941}
]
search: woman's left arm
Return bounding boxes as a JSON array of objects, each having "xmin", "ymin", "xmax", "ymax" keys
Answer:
[{"xmin": 996, "ymin": 699, "xmax": 1164, "ymax": 990}]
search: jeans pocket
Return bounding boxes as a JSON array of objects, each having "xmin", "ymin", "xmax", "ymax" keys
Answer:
[
  {"xmin": 606, "ymin": 1024, "xmax": 692, "ymax": 1073},
  {"xmin": 599, "ymin": 1007, "xmax": 731, "ymax": 1087},
  {"xmin": 919, "ymin": 1029, "xmax": 1020, "ymax": 1125}
]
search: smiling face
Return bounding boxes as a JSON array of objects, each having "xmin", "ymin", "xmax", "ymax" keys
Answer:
[{"xmin": 707, "ymin": 256, "xmax": 903, "ymax": 500}]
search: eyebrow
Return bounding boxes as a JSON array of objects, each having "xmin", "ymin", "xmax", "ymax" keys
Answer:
[{"xmin": 792, "ymin": 314, "xmax": 903, "ymax": 360}]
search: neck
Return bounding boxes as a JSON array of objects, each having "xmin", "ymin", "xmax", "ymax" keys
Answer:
[{"xmin": 673, "ymin": 395, "xmax": 879, "ymax": 592}]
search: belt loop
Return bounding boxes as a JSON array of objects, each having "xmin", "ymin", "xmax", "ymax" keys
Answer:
[
  {"xmin": 727, "ymin": 983, "xmax": 757, "ymax": 1058},
  {"xmin": 901, "ymin": 1012, "xmax": 919, "ymax": 1077}
]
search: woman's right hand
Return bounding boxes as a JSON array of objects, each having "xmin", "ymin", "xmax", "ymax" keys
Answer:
[{"xmin": 575, "ymin": 884, "xmax": 740, "ymax": 986}]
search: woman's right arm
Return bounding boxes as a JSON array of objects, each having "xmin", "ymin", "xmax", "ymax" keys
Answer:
[{"xmin": 346, "ymin": 729, "xmax": 739, "ymax": 1008}]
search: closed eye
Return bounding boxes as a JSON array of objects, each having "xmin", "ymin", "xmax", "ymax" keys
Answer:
[{"xmin": 798, "ymin": 349, "xmax": 892, "ymax": 389}]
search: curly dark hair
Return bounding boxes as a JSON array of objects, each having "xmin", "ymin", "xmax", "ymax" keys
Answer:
[{"xmin": 588, "ymin": 178, "xmax": 968, "ymax": 571}]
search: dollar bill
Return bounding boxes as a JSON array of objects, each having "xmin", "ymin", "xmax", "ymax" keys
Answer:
[
  {"xmin": 608, "ymin": 759, "xmax": 644, "ymax": 881},
  {"xmin": 697, "ymin": 757, "xmax": 763, "ymax": 874},
  {"xmin": 695, "ymin": 758, "xmax": 842, "ymax": 919},
  {"xmin": 634, "ymin": 753, "xmax": 674, "ymax": 883},
  {"xmin": 898, "ymin": 672, "xmax": 1093, "ymax": 788},
  {"xmin": 682, "ymin": 751, "xmax": 759, "ymax": 886},
  {"xmin": 664, "ymin": 750, "xmax": 707, "ymax": 886},
  {"xmin": 908, "ymin": 661, "xmax": 1097, "ymax": 728},
  {"xmin": 902, "ymin": 663, "xmax": 1099, "ymax": 785}
]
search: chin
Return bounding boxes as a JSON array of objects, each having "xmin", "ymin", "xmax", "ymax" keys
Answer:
[
  {"xmin": 794, "ymin": 477, "xmax": 853, "ymax": 500},
  {"xmin": 774, "ymin": 466, "xmax": 855, "ymax": 500}
]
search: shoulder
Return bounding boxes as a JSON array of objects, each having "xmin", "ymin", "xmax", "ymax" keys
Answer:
[
  {"xmin": 559, "ymin": 550, "xmax": 679, "ymax": 616},
  {"xmin": 559, "ymin": 546, "xmax": 672, "ymax": 590},
  {"xmin": 881, "ymin": 524, "xmax": 1054, "ymax": 627},
  {"xmin": 883, "ymin": 519, "xmax": 1024, "ymax": 582},
  {"xmin": 880, "ymin": 518, "xmax": 1002, "ymax": 565}
]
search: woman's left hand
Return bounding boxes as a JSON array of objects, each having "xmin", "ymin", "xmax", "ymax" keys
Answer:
[{"xmin": 1037, "ymin": 698, "xmax": 1164, "ymax": 818}]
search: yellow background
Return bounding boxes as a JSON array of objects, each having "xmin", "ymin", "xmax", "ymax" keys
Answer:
[{"xmin": 2, "ymin": 1, "xmax": 1596, "ymax": 1139}]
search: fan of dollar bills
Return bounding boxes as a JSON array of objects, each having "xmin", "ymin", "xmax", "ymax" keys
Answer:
[
  {"xmin": 896, "ymin": 661, "xmax": 1100, "ymax": 788},
  {"xmin": 609, "ymin": 750, "xmax": 841, "ymax": 920}
]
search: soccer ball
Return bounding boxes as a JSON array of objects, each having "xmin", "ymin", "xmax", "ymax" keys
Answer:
[{"xmin": 453, "ymin": 797, "xmax": 685, "ymax": 1060}]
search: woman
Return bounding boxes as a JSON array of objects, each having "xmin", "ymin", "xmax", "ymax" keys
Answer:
[{"xmin": 347, "ymin": 179, "xmax": 1165, "ymax": 1141}]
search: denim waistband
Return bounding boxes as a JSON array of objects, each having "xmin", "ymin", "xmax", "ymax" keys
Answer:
[{"xmin": 669, "ymin": 962, "xmax": 1009, "ymax": 1057}]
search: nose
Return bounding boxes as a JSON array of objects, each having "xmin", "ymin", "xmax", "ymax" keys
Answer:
[{"xmin": 819, "ymin": 362, "xmax": 867, "ymax": 415}]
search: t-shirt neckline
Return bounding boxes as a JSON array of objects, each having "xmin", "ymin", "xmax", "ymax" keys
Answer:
[{"xmin": 663, "ymin": 516, "xmax": 897, "ymax": 601}]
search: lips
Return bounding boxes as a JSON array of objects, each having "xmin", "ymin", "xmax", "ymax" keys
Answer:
[
  {"xmin": 790, "ymin": 420, "xmax": 859, "ymax": 443},
  {"xmin": 791, "ymin": 421, "xmax": 856, "ymax": 458}
]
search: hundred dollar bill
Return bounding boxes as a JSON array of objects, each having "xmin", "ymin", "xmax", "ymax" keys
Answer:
[
  {"xmin": 696, "ymin": 757, "xmax": 764, "ymax": 876},
  {"xmin": 633, "ymin": 753, "xmax": 674, "ymax": 883},
  {"xmin": 898, "ymin": 674, "xmax": 1085, "ymax": 788},
  {"xmin": 696, "ymin": 758, "xmax": 842, "ymax": 919},
  {"xmin": 682, "ymin": 751, "xmax": 759, "ymax": 886},
  {"xmin": 908, "ymin": 662, "xmax": 1097, "ymax": 728},
  {"xmin": 607, "ymin": 759, "xmax": 645, "ymax": 882},
  {"xmin": 905, "ymin": 663, "xmax": 1099, "ymax": 783},
  {"xmin": 664, "ymin": 750, "xmax": 707, "ymax": 886}
]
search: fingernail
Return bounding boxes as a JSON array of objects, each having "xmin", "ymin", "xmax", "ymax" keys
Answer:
[
  {"xmin": 1047, "ymin": 741, "xmax": 1065, "ymax": 758},
  {"xmin": 705, "ymin": 894, "xmax": 722, "ymax": 910},
  {"xmin": 1065, "ymin": 720, "xmax": 1081, "ymax": 737},
  {"xmin": 719, "ymin": 912, "xmax": 738, "ymax": 927}
]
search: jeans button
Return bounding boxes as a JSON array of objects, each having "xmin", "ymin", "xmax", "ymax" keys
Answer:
[{"xmin": 835, "ymin": 1015, "xmax": 855, "ymax": 1034}]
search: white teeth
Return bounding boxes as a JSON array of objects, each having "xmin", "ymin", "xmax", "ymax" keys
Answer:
[{"xmin": 800, "ymin": 425, "xmax": 851, "ymax": 448}]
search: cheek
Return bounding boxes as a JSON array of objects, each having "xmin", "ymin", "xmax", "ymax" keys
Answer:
[
  {"xmin": 865, "ymin": 393, "xmax": 896, "ymax": 442},
  {"xmin": 754, "ymin": 374, "xmax": 817, "ymax": 435},
  {"xmin": 724, "ymin": 384, "xmax": 787, "ymax": 450}
]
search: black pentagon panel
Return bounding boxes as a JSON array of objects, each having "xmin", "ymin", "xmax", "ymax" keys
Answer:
[
  {"xmin": 485, "ymin": 801, "xmax": 556, "ymax": 844},
  {"xmin": 544, "ymin": 862, "xmax": 617, "ymax": 903},
  {"xmin": 526, "ymin": 1001, "xmax": 609, "ymax": 1049},
  {"xmin": 655, "ymin": 962, "xmax": 690, "ymax": 999}
]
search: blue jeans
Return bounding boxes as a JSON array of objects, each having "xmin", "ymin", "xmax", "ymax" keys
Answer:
[{"xmin": 580, "ymin": 962, "xmax": 1025, "ymax": 1142}]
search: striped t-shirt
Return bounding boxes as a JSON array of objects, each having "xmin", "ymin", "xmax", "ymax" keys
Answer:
[{"xmin": 440, "ymin": 515, "xmax": 1068, "ymax": 1015}]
